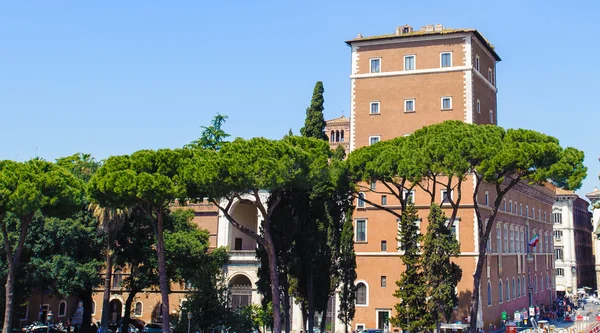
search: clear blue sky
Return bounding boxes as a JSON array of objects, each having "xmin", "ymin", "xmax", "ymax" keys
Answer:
[{"xmin": 1, "ymin": 1, "xmax": 599, "ymax": 198}]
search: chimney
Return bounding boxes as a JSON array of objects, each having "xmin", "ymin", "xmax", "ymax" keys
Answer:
[
  {"xmin": 434, "ymin": 24, "xmax": 444, "ymax": 32},
  {"xmin": 396, "ymin": 27, "xmax": 401, "ymax": 35},
  {"xmin": 425, "ymin": 24, "xmax": 434, "ymax": 32},
  {"xmin": 357, "ymin": 33, "xmax": 363, "ymax": 39}
]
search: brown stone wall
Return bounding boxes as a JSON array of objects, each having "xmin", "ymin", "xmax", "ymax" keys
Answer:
[
  {"xmin": 353, "ymin": 72, "xmax": 466, "ymax": 149},
  {"xmin": 356, "ymin": 38, "xmax": 465, "ymax": 73}
]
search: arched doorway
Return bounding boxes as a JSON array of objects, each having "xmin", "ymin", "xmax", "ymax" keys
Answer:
[
  {"xmin": 109, "ymin": 299, "xmax": 122, "ymax": 325},
  {"xmin": 229, "ymin": 274, "xmax": 252, "ymax": 309}
]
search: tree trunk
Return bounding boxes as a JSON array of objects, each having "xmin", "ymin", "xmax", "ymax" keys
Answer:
[
  {"xmin": 307, "ymin": 267, "xmax": 314, "ymax": 333},
  {"xmin": 283, "ymin": 278, "xmax": 290, "ymax": 333},
  {"xmin": 319, "ymin": 309, "xmax": 326, "ymax": 333},
  {"xmin": 468, "ymin": 239, "xmax": 486, "ymax": 333},
  {"xmin": 80, "ymin": 291, "xmax": 94, "ymax": 333},
  {"xmin": 3, "ymin": 264, "xmax": 16, "ymax": 333},
  {"xmin": 155, "ymin": 211, "xmax": 171, "ymax": 333},
  {"xmin": 101, "ymin": 240, "xmax": 113, "ymax": 333},
  {"xmin": 264, "ymin": 239, "xmax": 282, "ymax": 333},
  {"xmin": 301, "ymin": 302, "xmax": 307, "ymax": 333},
  {"xmin": 122, "ymin": 289, "xmax": 138, "ymax": 333},
  {"xmin": 2, "ymin": 219, "xmax": 30, "ymax": 333}
]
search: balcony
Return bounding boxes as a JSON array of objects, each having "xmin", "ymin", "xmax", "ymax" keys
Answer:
[{"xmin": 229, "ymin": 250, "xmax": 259, "ymax": 263}]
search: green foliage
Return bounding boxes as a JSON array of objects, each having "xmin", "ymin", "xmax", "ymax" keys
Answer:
[
  {"xmin": 332, "ymin": 145, "xmax": 346, "ymax": 161},
  {"xmin": 300, "ymin": 81, "xmax": 327, "ymax": 141},
  {"xmin": 337, "ymin": 213, "xmax": 356, "ymax": 333},
  {"xmin": 175, "ymin": 247, "xmax": 230, "ymax": 333},
  {"xmin": 56, "ymin": 153, "xmax": 101, "ymax": 184},
  {"xmin": 187, "ymin": 114, "xmax": 231, "ymax": 151},
  {"xmin": 422, "ymin": 204, "xmax": 462, "ymax": 325},
  {"xmin": 391, "ymin": 202, "xmax": 429, "ymax": 331}
]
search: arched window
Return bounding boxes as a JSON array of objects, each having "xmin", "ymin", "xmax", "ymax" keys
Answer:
[
  {"xmin": 134, "ymin": 302, "xmax": 143, "ymax": 317},
  {"xmin": 506, "ymin": 279, "xmax": 510, "ymax": 301},
  {"xmin": 487, "ymin": 281, "xmax": 492, "ymax": 306},
  {"xmin": 356, "ymin": 282, "xmax": 367, "ymax": 305},
  {"xmin": 547, "ymin": 273, "xmax": 550, "ymax": 289},
  {"xmin": 512, "ymin": 278, "xmax": 516, "ymax": 299},
  {"xmin": 330, "ymin": 131, "xmax": 334, "ymax": 142},
  {"xmin": 496, "ymin": 224, "xmax": 502, "ymax": 253},
  {"xmin": 336, "ymin": 130, "xmax": 340, "ymax": 142},
  {"xmin": 534, "ymin": 275, "xmax": 538, "ymax": 293},
  {"xmin": 58, "ymin": 301, "xmax": 67, "ymax": 317},
  {"xmin": 91, "ymin": 301, "xmax": 96, "ymax": 316},
  {"xmin": 341, "ymin": 130, "xmax": 345, "ymax": 142},
  {"xmin": 517, "ymin": 277, "xmax": 521, "ymax": 297},
  {"xmin": 499, "ymin": 280, "xmax": 503, "ymax": 303},
  {"xmin": 522, "ymin": 276, "xmax": 526, "ymax": 296}
]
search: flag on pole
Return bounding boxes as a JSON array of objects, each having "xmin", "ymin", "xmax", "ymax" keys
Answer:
[{"xmin": 528, "ymin": 234, "xmax": 539, "ymax": 247}]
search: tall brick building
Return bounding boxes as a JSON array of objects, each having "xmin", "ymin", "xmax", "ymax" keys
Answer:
[{"xmin": 346, "ymin": 24, "xmax": 556, "ymax": 331}]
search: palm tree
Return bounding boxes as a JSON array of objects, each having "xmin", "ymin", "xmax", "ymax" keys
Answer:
[{"xmin": 89, "ymin": 203, "xmax": 129, "ymax": 333}]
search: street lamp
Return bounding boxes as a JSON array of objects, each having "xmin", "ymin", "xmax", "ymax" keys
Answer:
[
  {"xmin": 571, "ymin": 266, "xmax": 577, "ymax": 297},
  {"xmin": 187, "ymin": 312, "xmax": 192, "ymax": 333},
  {"xmin": 47, "ymin": 311, "xmax": 53, "ymax": 333}
]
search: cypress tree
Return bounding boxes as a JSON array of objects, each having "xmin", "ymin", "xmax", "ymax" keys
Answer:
[
  {"xmin": 391, "ymin": 202, "xmax": 430, "ymax": 332},
  {"xmin": 300, "ymin": 81, "xmax": 327, "ymax": 140},
  {"xmin": 422, "ymin": 204, "xmax": 462, "ymax": 326}
]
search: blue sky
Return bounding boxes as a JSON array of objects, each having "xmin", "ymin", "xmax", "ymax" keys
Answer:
[{"xmin": 1, "ymin": 0, "xmax": 598, "ymax": 198}]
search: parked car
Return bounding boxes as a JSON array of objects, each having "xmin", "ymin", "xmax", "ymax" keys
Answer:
[
  {"xmin": 116, "ymin": 324, "xmax": 138, "ymax": 333},
  {"xmin": 142, "ymin": 324, "xmax": 171, "ymax": 333},
  {"xmin": 362, "ymin": 329, "xmax": 384, "ymax": 333}
]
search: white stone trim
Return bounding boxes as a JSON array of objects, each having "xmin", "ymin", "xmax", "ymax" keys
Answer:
[
  {"xmin": 355, "ymin": 323, "xmax": 366, "ymax": 331},
  {"xmin": 350, "ymin": 65, "xmax": 470, "ymax": 79},
  {"xmin": 473, "ymin": 68, "xmax": 497, "ymax": 92},
  {"xmin": 368, "ymin": 136, "xmax": 381, "ymax": 146},
  {"xmin": 350, "ymin": 45, "xmax": 359, "ymax": 152},
  {"xmin": 375, "ymin": 309, "xmax": 392, "ymax": 330},
  {"xmin": 356, "ymin": 251, "xmax": 481, "ymax": 256},
  {"xmin": 441, "ymin": 96, "xmax": 452, "ymax": 110},
  {"xmin": 463, "ymin": 35, "xmax": 473, "ymax": 124}
]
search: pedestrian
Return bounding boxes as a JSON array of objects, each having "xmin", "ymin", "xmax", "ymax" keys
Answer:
[{"xmin": 66, "ymin": 318, "xmax": 72, "ymax": 333}]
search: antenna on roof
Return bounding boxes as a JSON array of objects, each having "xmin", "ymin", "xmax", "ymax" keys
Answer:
[
  {"xmin": 35, "ymin": 146, "xmax": 38, "ymax": 158},
  {"xmin": 341, "ymin": 109, "xmax": 344, "ymax": 117}
]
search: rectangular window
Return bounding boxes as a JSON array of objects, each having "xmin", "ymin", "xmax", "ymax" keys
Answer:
[
  {"xmin": 441, "ymin": 189, "xmax": 451, "ymax": 204},
  {"xmin": 112, "ymin": 274, "xmax": 123, "ymax": 289},
  {"xmin": 441, "ymin": 97, "xmax": 452, "ymax": 110},
  {"xmin": 510, "ymin": 229, "xmax": 514, "ymax": 253},
  {"xmin": 381, "ymin": 276, "xmax": 387, "ymax": 288},
  {"xmin": 553, "ymin": 212, "xmax": 562, "ymax": 224},
  {"xmin": 489, "ymin": 110, "xmax": 494, "ymax": 123},
  {"xmin": 357, "ymin": 192, "xmax": 365, "ymax": 208},
  {"xmin": 355, "ymin": 219, "xmax": 366, "ymax": 242},
  {"xmin": 475, "ymin": 55, "xmax": 480, "ymax": 71},
  {"xmin": 234, "ymin": 238, "xmax": 243, "ymax": 250},
  {"xmin": 381, "ymin": 240, "xmax": 387, "ymax": 252},
  {"xmin": 556, "ymin": 268, "xmax": 564, "ymax": 276},
  {"xmin": 440, "ymin": 52, "xmax": 452, "ymax": 67},
  {"xmin": 370, "ymin": 181, "xmax": 376, "ymax": 191},
  {"xmin": 370, "ymin": 102, "xmax": 380, "ymax": 114},
  {"xmin": 484, "ymin": 192, "xmax": 489, "ymax": 206},
  {"xmin": 554, "ymin": 230, "xmax": 562, "ymax": 241},
  {"xmin": 403, "ymin": 190, "xmax": 415, "ymax": 204},
  {"xmin": 497, "ymin": 225, "xmax": 502, "ymax": 253},
  {"xmin": 448, "ymin": 219, "xmax": 458, "ymax": 241},
  {"xmin": 555, "ymin": 248, "xmax": 563, "ymax": 260},
  {"xmin": 526, "ymin": 205, "xmax": 529, "ymax": 217},
  {"xmin": 488, "ymin": 68, "xmax": 493, "ymax": 82},
  {"xmin": 404, "ymin": 55, "xmax": 415, "ymax": 70},
  {"xmin": 381, "ymin": 195, "xmax": 387, "ymax": 206},
  {"xmin": 404, "ymin": 99, "xmax": 415, "ymax": 112},
  {"xmin": 477, "ymin": 99, "xmax": 481, "ymax": 114},
  {"xmin": 503, "ymin": 225, "xmax": 508, "ymax": 253},
  {"xmin": 370, "ymin": 58, "xmax": 381, "ymax": 73},
  {"xmin": 369, "ymin": 136, "xmax": 380, "ymax": 146}
]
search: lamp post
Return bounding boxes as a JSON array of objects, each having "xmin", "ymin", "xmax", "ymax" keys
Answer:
[
  {"xmin": 47, "ymin": 311, "xmax": 53, "ymax": 333},
  {"xmin": 187, "ymin": 312, "xmax": 192, "ymax": 333},
  {"xmin": 571, "ymin": 266, "xmax": 577, "ymax": 298}
]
